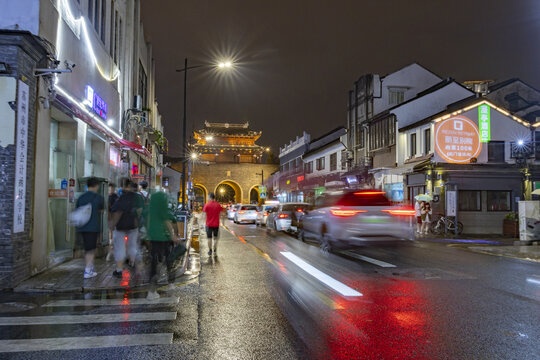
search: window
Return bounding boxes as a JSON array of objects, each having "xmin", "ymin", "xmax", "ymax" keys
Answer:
[
  {"xmin": 94, "ymin": 0, "xmax": 100, "ymax": 33},
  {"xmin": 535, "ymin": 132, "xmax": 540, "ymax": 160},
  {"xmin": 117, "ymin": 17, "xmax": 122, "ymax": 64},
  {"xmin": 368, "ymin": 116, "xmax": 395, "ymax": 150},
  {"xmin": 88, "ymin": 0, "xmax": 94, "ymax": 23},
  {"xmin": 410, "ymin": 133, "xmax": 417, "ymax": 157},
  {"xmin": 330, "ymin": 153, "xmax": 337, "ymax": 171},
  {"xmin": 487, "ymin": 191, "xmax": 511, "ymax": 211},
  {"xmin": 305, "ymin": 161, "xmax": 313, "ymax": 174},
  {"xmin": 341, "ymin": 151, "xmax": 347, "ymax": 170},
  {"xmin": 488, "ymin": 141, "xmax": 505, "ymax": 162},
  {"xmin": 316, "ymin": 157, "xmax": 325, "ymax": 171},
  {"xmin": 138, "ymin": 61, "xmax": 148, "ymax": 108},
  {"xmin": 459, "ymin": 190, "xmax": 482, "ymax": 211},
  {"xmin": 389, "ymin": 88, "xmax": 405, "ymax": 105},
  {"xmin": 356, "ymin": 126, "xmax": 364, "ymax": 148},
  {"xmin": 100, "ymin": 0, "xmax": 106, "ymax": 42},
  {"xmin": 109, "ymin": 1, "xmax": 115, "ymax": 55},
  {"xmin": 424, "ymin": 128, "xmax": 431, "ymax": 154}
]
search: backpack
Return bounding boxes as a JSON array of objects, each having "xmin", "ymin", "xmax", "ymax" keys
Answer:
[{"xmin": 70, "ymin": 203, "xmax": 92, "ymax": 227}]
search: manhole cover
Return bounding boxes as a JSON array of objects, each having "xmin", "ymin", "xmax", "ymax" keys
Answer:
[{"xmin": 0, "ymin": 302, "xmax": 37, "ymax": 313}]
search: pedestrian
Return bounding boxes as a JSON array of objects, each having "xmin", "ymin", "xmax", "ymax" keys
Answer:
[
  {"xmin": 203, "ymin": 192, "xmax": 223, "ymax": 256},
  {"xmin": 139, "ymin": 180, "xmax": 149, "ymax": 201},
  {"xmin": 106, "ymin": 183, "xmax": 119, "ymax": 261},
  {"xmin": 421, "ymin": 202, "xmax": 432, "ymax": 235},
  {"xmin": 75, "ymin": 177, "xmax": 104, "ymax": 279},
  {"xmin": 110, "ymin": 178, "xmax": 144, "ymax": 278},
  {"xmin": 146, "ymin": 191, "xmax": 178, "ymax": 300},
  {"xmin": 415, "ymin": 199, "xmax": 423, "ymax": 234}
]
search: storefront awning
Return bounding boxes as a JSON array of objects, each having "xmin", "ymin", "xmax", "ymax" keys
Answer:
[{"xmin": 117, "ymin": 138, "xmax": 151, "ymax": 158}]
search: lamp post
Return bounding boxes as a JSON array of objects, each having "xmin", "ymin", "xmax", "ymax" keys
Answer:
[{"xmin": 176, "ymin": 59, "xmax": 233, "ymax": 211}]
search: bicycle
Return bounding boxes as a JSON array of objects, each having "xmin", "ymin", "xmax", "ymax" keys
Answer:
[{"xmin": 429, "ymin": 214, "xmax": 463, "ymax": 235}]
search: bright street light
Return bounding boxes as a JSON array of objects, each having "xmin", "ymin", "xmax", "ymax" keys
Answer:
[
  {"xmin": 218, "ymin": 61, "xmax": 233, "ymax": 68},
  {"xmin": 205, "ymin": 136, "xmax": 214, "ymax": 141},
  {"xmin": 220, "ymin": 188, "xmax": 225, "ymax": 194},
  {"xmin": 191, "ymin": 153, "xmax": 198, "ymax": 160},
  {"xmin": 518, "ymin": 139, "xmax": 524, "ymax": 146}
]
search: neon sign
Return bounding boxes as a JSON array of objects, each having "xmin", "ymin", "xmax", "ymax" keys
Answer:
[
  {"xmin": 478, "ymin": 104, "xmax": 490, "ymax": 142},
  {"xmin": 85, "ymin": 85, "xmax": 108, "ymax": 120}
]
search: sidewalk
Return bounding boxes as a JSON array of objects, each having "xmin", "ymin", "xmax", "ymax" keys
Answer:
[
  {"xmin": 14, "ymin": 241, "xmax": 191, "ymax": 293},
  {"xmin": 465, "ymin": 244, "xmax": 540, "ymax": 263}
]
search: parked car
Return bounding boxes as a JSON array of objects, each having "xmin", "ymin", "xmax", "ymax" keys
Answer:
[
  {"xmin": 298, "ymin": 190, "xmax": 415, "ymax": 252},
  {"xmin": 234, "ymin": 205, "xmax": 258, "ymax": 224},
  {"xmin": 255, "ymin": 205, "xmax": 277, "ymax": 226},
  {"xmin": 227, "ymin": 204, "xmax": 241, "ymax": 220},
  {"xmin": 266, "ymin": 203, "xmax": 312, "ymax": 233}
]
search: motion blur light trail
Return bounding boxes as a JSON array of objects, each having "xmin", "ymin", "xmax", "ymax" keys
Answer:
[{"xmin": 280, "ymin": 251, "xmax": 362, "ymax": 297}]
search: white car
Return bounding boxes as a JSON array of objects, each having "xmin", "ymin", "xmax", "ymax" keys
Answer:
[
  {"xmin": 266, "ymin": 203, "xmax": 311, "ymax": 232},
  {"xmin": 234, "ymin": 205, "xmax": 258, "ymax": 224},
  {"xmin": 255, "ymin": 205, "xmax": 277, "ymax": 226},
  {"xmin": 227, "ymin": 204, "xmax": 241, "ymax": 220}
]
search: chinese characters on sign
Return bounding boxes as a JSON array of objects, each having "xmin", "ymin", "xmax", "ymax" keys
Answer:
[
  {"xmin": 435, "ymin": 115, "xmax": 482, "ymax": 164},
  {"xmin": 478, "ymin": 104, "xmax": 490, "ymax": 143},
  {"xmin": 85, "ymin": 85, "xmax": 108, "ymax": 120},
  {"xmin": 13, "ymin": 80, "xmax": 29, "ymax": 233}
]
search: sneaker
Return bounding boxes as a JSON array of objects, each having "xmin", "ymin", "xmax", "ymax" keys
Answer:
[
  {"xmin": 208, "ymin": 250, "xmax": 213, "ymax": 256},
  {"xmin": 213, "ymin": 248, "xmax": 217, "ymax": 256},
  {"xmin": 84, "ymin": 270, "xmax": 97, "ymax": 279},
  {"xmin": 112, "ymin": 270, "xmax": 123, "ymax": 278},
  {"xmin": 146, "ymin": 290, "xmax": 160, "ymax": 301}
]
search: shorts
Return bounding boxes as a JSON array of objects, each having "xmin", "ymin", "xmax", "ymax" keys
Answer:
[
  {"xmin": 81, "ymin": 232, "xmax": 99, "ymax": 251},
  {"xmin": 416, "ymin": 216, "xmax": 422, "ymax": 224},
  {"xmin": 206, "ymin": 226, "xmax": 219, "ymax": 238},
  {"xmin": 113, "ymin": 228, "xmax": 139, "ymax": 261}
]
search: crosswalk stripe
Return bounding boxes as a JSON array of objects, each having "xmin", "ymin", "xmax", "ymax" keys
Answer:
[
  {"xmin": 0, "ymin": 312, "xmax": 177, "ymax": 326},
  {"xmin": 0, "ymin": 333, "xmax": 173, "ymax": 353},
  {"xmin": 42, "ymin": 297, "xmax": 180, "ymax": 307},
  {"xmin": 341, "ymin": 251, "xmax": 396, "ymax": 268}
]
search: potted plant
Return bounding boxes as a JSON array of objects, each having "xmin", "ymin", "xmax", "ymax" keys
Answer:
[{"xmin": 503, "ymin": 212, "xmax": 519, "ymax": 237}]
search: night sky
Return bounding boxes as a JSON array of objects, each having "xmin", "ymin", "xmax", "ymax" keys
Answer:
[{"xmin": 140, "ymin": 0, "xmax": 540, "ymax": 156}]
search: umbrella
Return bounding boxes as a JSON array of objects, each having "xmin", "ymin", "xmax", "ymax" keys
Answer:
[
  {"xmin": 532, "ymin": 189, "xmax": 540, "ymax": 195},
  {"xmin": 415, "ymin": 194, "xmax": 433, "ymax": 202}
]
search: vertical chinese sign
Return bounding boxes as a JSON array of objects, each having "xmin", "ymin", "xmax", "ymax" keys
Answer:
[
  {"xmin": 13, "ymin": 80, "xmax": 29, "ymax": 233},
  {"xmin": 478, "ymin": 104, "xmax": 490, "ymax": 143}
]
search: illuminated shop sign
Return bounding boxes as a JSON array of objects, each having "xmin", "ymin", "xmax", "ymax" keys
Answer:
[
  {"xmin": 435, "ymin": 115, "xmax": 482, "ymax": 164},
  {"xmin": 478, "ymin": 104, "xmax": 490, "ymax": 142},
  {"xmin": 84, "ymin": 85, "xmax": 108, "ymax": 120}
]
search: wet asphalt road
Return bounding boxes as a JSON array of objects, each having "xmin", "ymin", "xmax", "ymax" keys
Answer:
[{"xmin": 0, "ymin": 218, "xmax": 539, "ymax": 359}]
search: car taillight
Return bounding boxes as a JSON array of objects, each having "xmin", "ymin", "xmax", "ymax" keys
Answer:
[
  {"xmin": 330, "ymin": 209, "xmax": 367, "ymax": 217},
  {"xmin": 296, "ymin": 209, "xmax": 304, "ymax": 213},
  {"xmin": 278, "ymin": 214, "xmax": 289, "ymax": 219},
  {"xmin": 238, "ymin": 211, "xmax": 245, "ymax": 214},
  {"xmin": 264, "ymin": 212, "xmax": 268, "ymax": 216},
  {"xmin": 233, "ymin": 209, "xmax": 237, "ymax": 212},
  {"xmin": 382, "ymin": 208, "xmax": 416, "ymax": 216},
  {"xmin": 354, "ymin": 191, "xmax": 385, "ymax": 195}
]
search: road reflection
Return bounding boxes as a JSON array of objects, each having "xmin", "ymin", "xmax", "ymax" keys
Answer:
[{"xmin": 267, "ymin": 237, "xmax": 438, "ymax": 359}]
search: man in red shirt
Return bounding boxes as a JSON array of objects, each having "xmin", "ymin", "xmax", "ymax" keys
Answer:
[{"xmin": 203, "ymin": 192, "xmax": 223, "ymax": 256}]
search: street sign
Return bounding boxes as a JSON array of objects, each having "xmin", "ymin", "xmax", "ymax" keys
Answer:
[
  {"xmin": 259, "ymin": 185, "xmax": 267, "ymax": 193},
  {"xmin": 446, "ymin": 190, "xmax": 456, "ymax": 216},
  {"xmin": 260, "ymin": 192, "xmax": 266, "ymax": 199}
]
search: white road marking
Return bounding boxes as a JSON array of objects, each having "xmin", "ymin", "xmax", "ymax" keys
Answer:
[
  {"xmin": 526, "ymin": 277, "xmax": 540, "ymax": 286},
  {"xmin": 341, "ymin": 251, "xmax": 396, "ymax": 268},
  {"xmin": 0, "ymin": 333, "xmax": 173, "ymax": 353},
  {"xmin": 0, "ymin": 312, "xmax": 177, "ymax": 326},
  {"xmin": 280, "ymin": 251, "xmax": 362, "ymax": 297},
  {"xmin": 42, "ymin": 297, "xmax": 180, "ymax": 307}
]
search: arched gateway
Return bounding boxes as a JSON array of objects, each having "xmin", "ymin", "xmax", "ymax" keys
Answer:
[{"xmin": 172, "ymin": 122, "xmax": 278, "ymax": 205}]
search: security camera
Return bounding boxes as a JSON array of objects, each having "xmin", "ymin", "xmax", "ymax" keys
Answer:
[{"xmin": 64, "ymin": 60, "xmax": 76, "ymax": 69}]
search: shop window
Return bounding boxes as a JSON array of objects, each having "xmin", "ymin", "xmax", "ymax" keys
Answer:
[
  {"xmin": 487, "ymin": 191, "xmax": 511, "ymax": 211},
  {"xmin": 410, "ymin": 133, "xmax": 417, "ymax": 158},
  {"xmin": 330, "ymin": 153, "xmax": 337, "ymax": 171},
  {"xmin": 458, "ymin": 190, "xmax": 481, "ymax": 211},
  {"xmin": 488, "ymin": 141, "xmax": 505, "ymax": 162}
]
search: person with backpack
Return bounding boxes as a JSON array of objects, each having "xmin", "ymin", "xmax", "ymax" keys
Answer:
[
  {"xmin": 110, "ymin": 178, "xmax": 144, "ymax": 278},
  {"xmin": 75, "ymin": 177, "xmax": 104, "ymax": 279}
]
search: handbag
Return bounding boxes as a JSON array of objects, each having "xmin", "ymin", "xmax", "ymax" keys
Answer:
[
  {"xmin": 166, "ymin": 242, "xmax": 187, "ymax": 267},
  {"xmin": 70, "ymin": 203, "xmax": 92, "ymax": 227}
]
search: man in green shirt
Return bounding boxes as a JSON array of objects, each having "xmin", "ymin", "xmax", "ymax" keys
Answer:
[{"xmin": 146, "ymin": 191, "xmax": 177, "ymax": 300}]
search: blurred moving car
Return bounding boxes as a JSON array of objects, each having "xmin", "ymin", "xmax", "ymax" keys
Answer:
[
  {"xmin": 255, "ymin": 205, "xmax": 277, "ymax": 226},
  {"xmin": 266, "ymin": 203, "xmax": 311, "ymax": 233},
  {"xmin": 298, "ymin": 190, "xmax": 415, "ymax": 251},
  {"xmin": 234, "ymin": 205, "xmax": 258, "ymax": 224},
  {"xmin": 227, "ymin": 204, "xmax": 241, "ymax": 220}
]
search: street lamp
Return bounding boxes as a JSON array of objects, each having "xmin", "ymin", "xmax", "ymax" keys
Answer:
[{"xmin": 176, "ymin": 58, "xmax": 234, "ymax": 211}]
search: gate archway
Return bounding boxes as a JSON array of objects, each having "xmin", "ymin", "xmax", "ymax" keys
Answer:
[
  {"xmin": 215, "ymin": 180, "xmax": 243, "ymax": 203},
  {"xmin": 249, "ymin": 185, "xmax": 260, "ymax": 204},
  {"xmin": 193, "ymin": 184, "xmax": 207, "ymax": 211}
]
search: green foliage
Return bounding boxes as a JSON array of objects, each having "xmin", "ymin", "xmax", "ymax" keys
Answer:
[{"xmin": 505, "ymin": 212, "xmax": 518, "ymax": 221}]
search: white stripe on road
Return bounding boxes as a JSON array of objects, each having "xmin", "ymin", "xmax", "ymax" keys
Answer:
[
  {"xmin": 0, "ymin": 312, "xmax": 176, "ymax": 326},
  {"xmin": 42, "ymin": 297, "xmax": 180, "ymax": 307},
  {"xmin": 0, "ymin": 333, "xmax": 173, "ymax": 353},
  {"xmin": 341, "ymin": 251, "xmax": 396, "ymax": 268},
  {"xmin": 280, "ymin": 251, "xmax": 362, "ymax": 297}
]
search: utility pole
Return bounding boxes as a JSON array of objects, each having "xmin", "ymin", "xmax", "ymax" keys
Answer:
[{"xmin": 181, "ymin": 58, "xmax": 188, "ymax": 211}]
